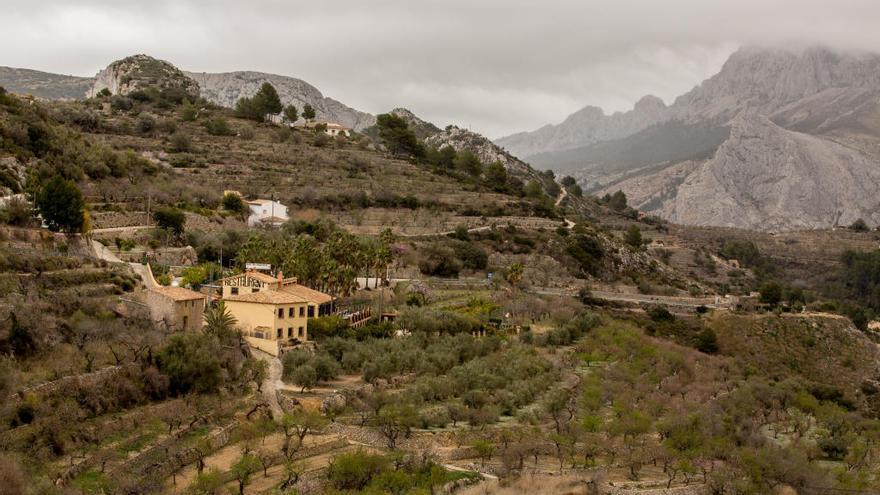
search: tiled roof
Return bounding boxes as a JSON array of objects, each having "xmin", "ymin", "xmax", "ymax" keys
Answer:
[
  {"xmin": 224, "ymin": 290, "xmax": 307, "ymax": 305},
  {"xmin": 150, "ymin": 286, "xmax": 205, "ymax": 302},
  {"xmin": 279, "ymin": 283, "xmax": 333, "ymax": 304}
]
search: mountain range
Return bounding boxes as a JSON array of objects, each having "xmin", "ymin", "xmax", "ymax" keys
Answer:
[
  {"xmin": 497, "ymin": 46, "xmax": 880, "ymax": 231},
  {"xmin": 0, "ymin": 56, "xmax": 374, "ymax": 130}
]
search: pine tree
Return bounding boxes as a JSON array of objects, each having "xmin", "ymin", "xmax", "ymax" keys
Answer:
[
  {"xmin": 35, "ymin": 176, "xmax": 85, "ymax": 233},
  {"xmin": 283, "ymin": 104, "xmax": 298, "ymax": 123},
  {"xmin": 302, "ymin": 104, "xmax": 316, "ymax": 121}
]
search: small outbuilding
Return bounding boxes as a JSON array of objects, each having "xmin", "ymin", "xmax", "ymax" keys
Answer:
[{"xmin": 144, "ymin": 286, "xmax": 206, "ymax": 332}]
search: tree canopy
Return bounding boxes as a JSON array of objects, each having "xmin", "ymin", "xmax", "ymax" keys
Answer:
[
  {"xmin": 234, "ymin": 82, "xmax": 284, "ymax": 121},
  {"xmin": 35, "ymin": 176, "xmax": 85, "ymax": 233},
  {"xmin": 375, "ymin": 113, "xmax": 424, "ymax": 159}
]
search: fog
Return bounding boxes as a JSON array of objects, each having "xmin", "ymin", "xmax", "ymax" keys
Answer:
[{"xmin": 3, "ymin": 0, "xmax": 879, "ymax": 137}]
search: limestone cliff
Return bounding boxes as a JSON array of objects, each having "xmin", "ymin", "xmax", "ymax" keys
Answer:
[
  {"xmin": 87, "ymin": 54, "xmax": 200, "ymax": 100},
  {"xmin": 186, "ymin": 71, "xmax": 374, "ymax": 130},
  {"xmin": 602, "ymin": 113, "xmax": 880, "ymax": 231}
]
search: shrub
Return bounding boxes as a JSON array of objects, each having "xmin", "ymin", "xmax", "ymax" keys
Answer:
[
  {"xmin": 327, "ymin": 450, "xmax": 389, "ymax": 491},
  {"xmin": 156, "ymin": 333, "xmax": 222, "ymax": 395},
  {"xmin": 418, "ymin": 243, "xmax": 463, "ymax": 277},
  {"xmin": 169, "ymin": 131, "xmax": 192, "ymax": 152},
  {"xmin": 153, "ymin": 207, "xmax": 185, "ymax": 235},
  {"xmin": 696, "ymin": 328, "xmax": 719, "ymax": 354},
  {"xmin": 203, "ymin": 117, "xmax": 234, "ymax": 136},
  {"xmin": 222, "ymin": 193, "xmax": 247, "ymax": 215}
]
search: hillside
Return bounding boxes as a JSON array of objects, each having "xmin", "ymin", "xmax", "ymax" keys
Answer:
[
  {"xmin": 0, "ymin": 67, "xmax": 93, "ymax": 100},
  {"xmin": 498, "ymin": 46, "xmax": 880, "ymax": 231},
  {"xmin": 0, "ymin": 55, "xmax": 374, "ymax": 130},
  {"xmin": 3, "ymin": 53, "xmax": 880, "ymax": 494},
  {"xmin": 186, "ymin": 71, "xmax": 375, "ymax": 130}
]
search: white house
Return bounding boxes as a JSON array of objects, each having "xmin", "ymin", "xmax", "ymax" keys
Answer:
[
  {"xmin": 293, "ymin": 121, "xmax": 351, "ymax": 137},
  {"xmin": 247, "ymin": 199, "xmax": 288, "ymax": 228}
]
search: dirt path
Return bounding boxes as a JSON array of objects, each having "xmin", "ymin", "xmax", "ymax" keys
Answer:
[
  {"xmin": 90, "ymin": 225, "xmax": 153, "ymax": 235},
  {"xmin": 90, "ymin": 238, "xmax": 159, "ymax": 289},
  {"xmin": 254, "ymin": 350, "xmax": 284, "ymax": 420},
  {"xmin": 90, "ymin": 238, "xmax": 122, "ymax": 263},
  {"xmin": 400, "ymin": 224, "xmax": 493, "ymax": 238},
  {"xmin": 555, "ymin": 186, "xmax": 568, "ymax": 208}
]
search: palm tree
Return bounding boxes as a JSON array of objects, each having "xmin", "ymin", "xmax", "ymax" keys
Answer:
[{"xmin": 204, "ymin": 301, "xmax": 239, "ymax": 345}]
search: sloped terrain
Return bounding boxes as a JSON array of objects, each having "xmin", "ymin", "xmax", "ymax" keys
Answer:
[
  {"xmin": 500, "ymin": 46, "xmax": 880, "ymax": 231},
  {"xmin": 601, "ymin": 113, "xmax": 880, "ymax": 231}
]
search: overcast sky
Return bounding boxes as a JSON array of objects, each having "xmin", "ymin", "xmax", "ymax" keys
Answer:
[{"xmin": 3, "ymin": 1, "xmax": 880, "ymax": 138}]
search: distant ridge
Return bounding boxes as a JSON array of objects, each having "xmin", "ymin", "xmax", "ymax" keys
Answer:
[
  {"xmin": 497, "ymin": 45, "xmax": 880, "ymax": 231},
  {"xmin": 0, "ymin": 55, "xmax": 374, "ymax": 130}
]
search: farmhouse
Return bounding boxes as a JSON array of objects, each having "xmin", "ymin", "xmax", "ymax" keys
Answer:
[
  {"xmin": 218, "ymin": 270, "xmax": 336, "ymax": 355},
  {"xmin": 247, "ymin": 198, "xmax": 288, "ymax": 227},
  {"xmin": 296, "ymin": 121, "xmax": 351, "ymax": 137},
  {"xmin": 144, "ymin": 286, "xmax": 206, "ymax": 332}
]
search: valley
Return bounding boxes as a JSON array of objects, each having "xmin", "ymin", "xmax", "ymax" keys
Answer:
[{"xmin": 0, "ymin": 47, "xmax": 880, "ymax": 495}]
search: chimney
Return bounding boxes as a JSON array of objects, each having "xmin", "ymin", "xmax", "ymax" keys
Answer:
[{"xmin": 277, "ymin": 270, "xmax": 284, "ymax": 282}]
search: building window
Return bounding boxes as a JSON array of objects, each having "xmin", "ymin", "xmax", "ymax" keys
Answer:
[
  {"xmin": 298, "ymin": 326, "xmax": 304, "ymax": 338},
  {"xmin": 288, "ymin": 307, "xmax": 294, "ymax": 318},
  {"xmin": 278, "ymin": 308, "xmax": 284, "ymax": 318},
  {"xmin": 307, "ymin": 306, "xmax": 315, "ymax": 318},
  {"xmin": 231, "ymin": 287, "xmax": 239, "ymax": 295},
  {"xmin": 288, "ymin": 327, "xmax": 293, "ymax": 338},
  {"xmin": 299, "ymin": 306, "xmax": 305, "ymax": 317},
  {"xmin": 276, "ymin": 328, "xmax": 282, "ymax": 338},
  {"xmin": 253, "ymin": 288, "xmax": 260, "ymax": 293}
]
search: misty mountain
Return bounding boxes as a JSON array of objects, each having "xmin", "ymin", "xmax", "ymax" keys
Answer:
[{"xmin": 500, "ymin": 46, "xmax": 880, "ymax": 231}]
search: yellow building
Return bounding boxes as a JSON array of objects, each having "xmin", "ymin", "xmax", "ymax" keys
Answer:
[
  {"xmin": 218, "ymin": 270, "xmax": 335, "ymax": 355},
  {"xmin": 144, "ymin": 286, "xmax": 206, "ymax": 332}
]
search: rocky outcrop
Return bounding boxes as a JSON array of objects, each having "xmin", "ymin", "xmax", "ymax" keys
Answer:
[
  {"xmin": 425, "ymin": 125, "xmax": 538, "ymax": 179},
  {"xmin": 187, "ymin": 71, "xmax": 375, "ymax": 130},
  {"xmin": 2, "ymin": 56, "xmax": 374, "ymax": 130},
  {"xmin": 604, "ymin": 113, "xmax": 880, "ymax": 231},
  {"xmin": 389, "ymin": 108, "xmax": 442, "ymax": 139},
  {"xmin": 87, "ymin": 54, "xmax": 200, "ymax": 99}
]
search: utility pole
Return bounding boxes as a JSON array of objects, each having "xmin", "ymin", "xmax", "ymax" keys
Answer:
[{"xmin": 146, "ymin": 186, "xmax": 151, "ymax": 226}]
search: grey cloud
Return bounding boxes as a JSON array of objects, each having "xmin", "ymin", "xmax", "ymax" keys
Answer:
[{"xmin": 2, "ymin": 0, "xmax": 880, "ymax": 137}]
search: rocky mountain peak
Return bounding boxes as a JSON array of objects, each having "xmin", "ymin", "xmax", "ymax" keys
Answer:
[
  {"xmin": 389, "ymin": 108, "xmax": 442, "ymax": 140},
  {"xmin": 87, "ymin": 54, "xmax": 199, "ymax": 99},
  {"xmin": 672, "ymin": 45, "xmax": 880, "ymax": 120},
  {"xmin": 634, "ymin": 94, "xmax": 666, "ymax": 113}
]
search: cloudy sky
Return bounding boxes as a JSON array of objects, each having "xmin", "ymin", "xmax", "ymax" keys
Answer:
[{"xmin": 3, "ymin": 0, "xmax": 880, "ymax": 137}]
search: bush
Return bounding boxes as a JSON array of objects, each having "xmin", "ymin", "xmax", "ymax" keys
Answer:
[
  {"xmin": 327, "ymin": 450, "xmax": 390, "ymax": 491},
  {"xmin": 153, "ymin": 207, "xmax": 185, "ymax": 235},
  {"xmin": 169, "ymin": 131, "xmax": 192, "ymax": 152},
  {"xmin": 156, "ymin": 333, "xmax": 223, "ymax": 395},
  {"xmin": 696, "ymin": 328, "xmax": 719, "ymax": 354},
  {"xmin": 0, "ymin": 197, "xmax": 34, "ymax": 227},
  {"xmin": 222, "ymin": 193, "xmax": 247, "ymax": 215},
  {"xmin": 203, "ymin": 117, "xmax": 234, "ymax": 136},
  {"xmin": 418, "ymin": 243, "xmax": 463, "ymax": 277}
]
